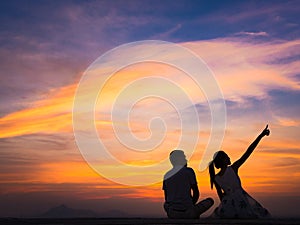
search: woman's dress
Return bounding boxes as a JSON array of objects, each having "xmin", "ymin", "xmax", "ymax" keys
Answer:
[{"xmin": 213, "ymin": 166, "xmax": 270, "ymax": 219}]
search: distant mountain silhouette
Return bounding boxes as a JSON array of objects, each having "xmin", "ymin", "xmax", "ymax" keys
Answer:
[
  {"xmin": 39, "ymin": 204, "xmax": 130, "ymax": 218},
  {"xmin": 101, "ymin": 209, "xmax": 130, "ymax": 218},
  {"xmin": 40, "ymin": 204, "xmax": 98, "ymax": 218}
]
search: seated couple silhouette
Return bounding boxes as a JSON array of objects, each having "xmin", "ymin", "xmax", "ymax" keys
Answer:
[{"xmin": 163, "ymin": 125, "xmax": 271, "ymax": 219}]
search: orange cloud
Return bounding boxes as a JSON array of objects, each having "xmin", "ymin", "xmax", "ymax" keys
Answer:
[{"xmin": 0, "ymin": 85, "xmax": 76, "ymax": 138}]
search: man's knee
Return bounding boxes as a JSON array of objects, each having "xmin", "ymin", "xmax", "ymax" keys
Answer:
[
  {"xmin": 196, "ymin": 197, "xmax": 214, "ymax": 214},
  {"xmin": 202, "ymin": 197, "xmax": 214, "ymax": 208},
  {"xmin": 205, "ymin": 197, "xmax": 214, "ymax": 206}
]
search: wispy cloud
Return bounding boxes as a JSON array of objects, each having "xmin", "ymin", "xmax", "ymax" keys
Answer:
[
  {"xmin": 184, "ymin": 38, "xmax": 300, "ymax": 100},
  {"xmin": 235, "ymin": 31, "xmax": 269, "ymax": 37},
  {"xmin": 152, "ymin": 23, "xmax": 182, "ymax": 40}
]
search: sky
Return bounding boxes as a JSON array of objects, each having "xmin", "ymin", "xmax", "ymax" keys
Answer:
[{"xmin": 0, "ymin": 0, "xmax": 300, "ymax": 218}]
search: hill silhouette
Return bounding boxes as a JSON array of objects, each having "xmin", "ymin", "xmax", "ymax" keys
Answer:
[
  {"xmin": 40, "ymin": 204, "xmax": 98, "ymax": 218},
  {"xmin": 39, "ymin": 204, "xmax": 129, "ymax": 218}
]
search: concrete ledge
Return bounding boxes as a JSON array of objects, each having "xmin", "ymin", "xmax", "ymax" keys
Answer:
[{"xmin": 1, "ymin": 218, "xmax": 300, "ymax": 225}]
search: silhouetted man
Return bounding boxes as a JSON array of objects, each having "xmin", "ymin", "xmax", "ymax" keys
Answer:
[{"xmin": 163, "ymin": 150, "xmax": 214, "ymax": 219}]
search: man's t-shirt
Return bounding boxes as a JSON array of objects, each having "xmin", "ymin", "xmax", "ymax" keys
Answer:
[{"xmin": 163, "ymin": 166, "xmax": 197, "ymax": 211}]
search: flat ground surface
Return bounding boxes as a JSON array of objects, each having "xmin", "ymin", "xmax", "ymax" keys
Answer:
[{"xmin": 1, "ymin": 218, "xmax": 300, "ymax": 225}]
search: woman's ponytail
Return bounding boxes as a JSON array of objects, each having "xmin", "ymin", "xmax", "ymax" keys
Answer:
[{"xmin": 209, "ymin": 161, "xmax": 215, "ymax": 189}]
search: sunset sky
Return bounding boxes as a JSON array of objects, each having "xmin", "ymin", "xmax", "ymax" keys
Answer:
[{"xmin": 0, "ymin": 0, "xmax": 300, "ymax": 218}]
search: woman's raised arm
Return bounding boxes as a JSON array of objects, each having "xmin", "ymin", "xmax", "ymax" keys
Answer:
[{"xmin": 232, "ymin": 125, "xmax": 270, "ymax": 172}]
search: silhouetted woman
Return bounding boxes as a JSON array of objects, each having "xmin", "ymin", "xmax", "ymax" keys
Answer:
[{"xmin": 209, "ymin": 125, "xmax": 271, "ymax": 218}]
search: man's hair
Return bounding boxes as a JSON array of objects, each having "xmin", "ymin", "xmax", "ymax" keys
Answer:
[{"xmin": 169, "ymin": 150, "xmax": 186, "ymax": 166}]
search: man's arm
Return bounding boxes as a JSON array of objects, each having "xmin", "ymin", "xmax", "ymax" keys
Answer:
[
  {"xmin": 163, "ymin": 190, "xmax": 168, "ymax": 201},
  {"xmin": 191, "ymin": 184, "xmax": 199, "ymax": 204},
  {"xmin": 162, "ymin": 180, "xmax": 167, "ymax": 201}
]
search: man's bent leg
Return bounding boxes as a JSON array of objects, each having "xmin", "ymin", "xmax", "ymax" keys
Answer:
[{"xmin": 195, "ymin": 198, "xmax": 214, "ymax": 217}]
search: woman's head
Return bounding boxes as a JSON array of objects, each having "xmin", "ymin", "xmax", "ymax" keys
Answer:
[
  {"xmin": 213, "ymin": 150, "xmax": 231, "ymax": 168},
  {"xmin": 209, "ymin": 150, "xmax": 231, "ymax": 189}
]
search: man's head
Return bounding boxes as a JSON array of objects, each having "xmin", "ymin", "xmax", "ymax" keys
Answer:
[{"xmin": 169, "ymin": 150, "xmax": 187, "ymax": 167}]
